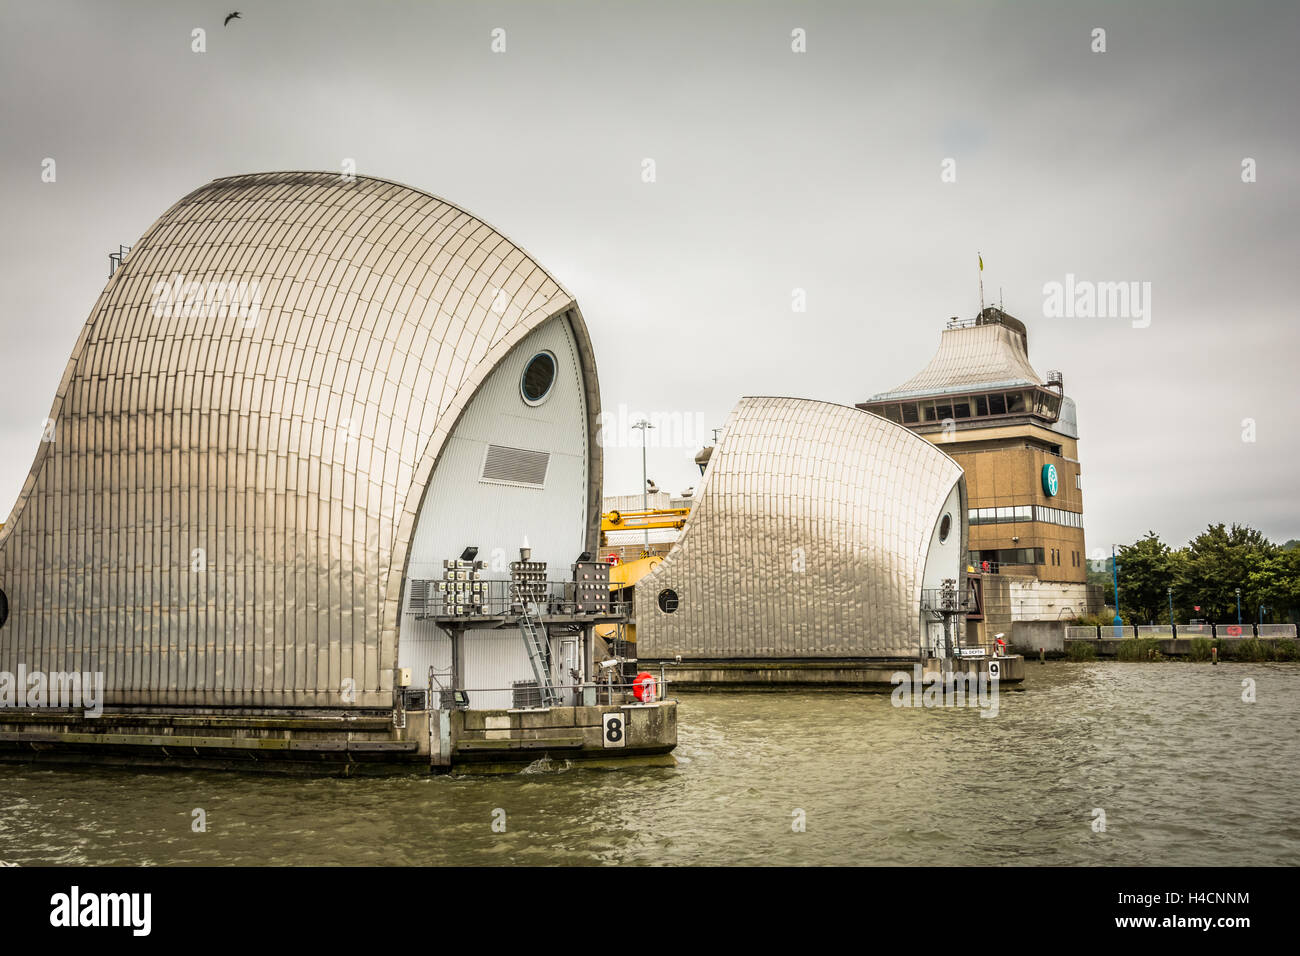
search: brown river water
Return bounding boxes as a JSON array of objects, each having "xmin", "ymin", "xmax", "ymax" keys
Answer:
[{"xmin": 1, "ymin": 662, "xmax": 1297, "ymax": 866}]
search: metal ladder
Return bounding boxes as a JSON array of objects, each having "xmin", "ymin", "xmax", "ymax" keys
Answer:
[{"xmin": 513, "ymin": 582, "xmax": 560, "ymax": 706}]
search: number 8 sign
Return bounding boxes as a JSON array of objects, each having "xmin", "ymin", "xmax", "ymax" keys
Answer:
[{"xmin": 602, "ymin": 713, "xmax": 625, "ymax": 748}]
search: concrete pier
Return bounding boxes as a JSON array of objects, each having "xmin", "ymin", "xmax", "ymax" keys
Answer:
[
  {"xmin": 0, "ymin": 710, "xmax": 417, "ymax": 775},
  {"xmin": 641, "ymin": 656, "xmax": 1024, "ymax": 691},
  {"xmin": 449, "ymin": 702, "xmax": 677, "ymax": 774},
  {"xmin": 0, "ymin": 700, "xmax": 679, "ymax": 776}
]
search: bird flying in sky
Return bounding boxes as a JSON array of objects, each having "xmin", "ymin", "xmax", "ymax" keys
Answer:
[{"xmin": 223, "ymin": 12, "xmax": 241, "ymax": 26}]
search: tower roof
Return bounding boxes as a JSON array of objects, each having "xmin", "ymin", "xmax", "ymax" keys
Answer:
[{"xmin": 870, "ymin": 307, "xmax": 1044, "ymax": 400}]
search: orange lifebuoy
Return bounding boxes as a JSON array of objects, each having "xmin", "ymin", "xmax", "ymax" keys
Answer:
[{"xmin": 632, "ymin": 671, "xmax": 658, "ymax": 702}]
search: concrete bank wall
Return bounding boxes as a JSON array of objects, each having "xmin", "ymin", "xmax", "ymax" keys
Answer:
[{"xmin": 1011, "ymin": 620, "xmax": 1065, "ymax": 653}]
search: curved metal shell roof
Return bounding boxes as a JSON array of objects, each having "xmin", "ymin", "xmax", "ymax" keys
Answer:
[
  {"xmin": 634, "ymin": 396, "xmax": 965, "ymax": 659},
  {"xmin": 872, "ymin": 321, "xmax": 1044, "ymax": 400},
  {"xmin": 0, "ymin": 171, "xmax": 601, "ymax": 707}
]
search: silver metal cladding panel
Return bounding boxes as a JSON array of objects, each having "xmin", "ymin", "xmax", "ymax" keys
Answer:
[
  {"xmin": 635, "ymin": 396, "xmax": 965, "ymax": 659},
  {"xmin": 871, "ymin": 322, "xmax": 1044, "ymax": 400},
  {"xmin": 0, "ymin": 171, "xmax": 603, "ymax": 708}
]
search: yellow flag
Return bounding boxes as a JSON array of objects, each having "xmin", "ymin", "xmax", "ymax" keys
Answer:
[{"xmin": 978, "ymin": 254, "xmax": 984, "ymax": 271}]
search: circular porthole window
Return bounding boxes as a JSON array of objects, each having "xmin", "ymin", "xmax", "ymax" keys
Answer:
[
  {"xmin": 939, "ymin": 513, "xmax": 952, "ymax": 543},
  {"xmin": 0, "ymin": 588, "xmax": 8, "ymax": 629},
  {"xmin": 657, "ymin": 589, "xmax": 679, "ymax": 613},
  {"xmin": 520, "ymin": 351, "xmax": 557, "ymax": 405}
]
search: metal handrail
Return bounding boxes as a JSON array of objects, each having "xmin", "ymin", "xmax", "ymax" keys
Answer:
[
  {"xmin": 453, "ymin": 680, "xmax": 672, "ymax": 696},
  {"xmin": 920, "ymin": 587, "xmax": 976, "ymax": 613},
  {"xmin": 409, "ymin": 577, "xmax": 624, "ymax": 619},
  {"xmin": 432, "ymin": 677, "xmax": 677, "ymax": 710}
]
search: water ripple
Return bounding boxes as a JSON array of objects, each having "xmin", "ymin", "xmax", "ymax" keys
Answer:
[{"xmin": 0, "ymin": 663, "xmax": 1296, "ymax": 865}]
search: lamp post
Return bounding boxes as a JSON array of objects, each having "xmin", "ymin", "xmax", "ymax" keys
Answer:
[
  {"xmin": 1235, "ymin": 588, "xmax": 1242, "ymax": 626},
  {"xmin": 1167, "ymin": 586, "xmax": 1174, "ymax": 629},
  {"xmin": 1111, "ymin": 544, "xmax": 1122, "ymax": 636},
  {"xmin": 631, "ymin": 418, "xmax": 654, "ymax": 551}
]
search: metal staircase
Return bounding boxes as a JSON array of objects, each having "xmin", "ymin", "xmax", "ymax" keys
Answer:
[{"xmin": 513, "ymin": 582, "xmax": 560, "ymax": 706}]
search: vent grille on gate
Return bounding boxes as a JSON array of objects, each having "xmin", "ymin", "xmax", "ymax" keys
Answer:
[{"xmin": 481, "ymin": 444, "xmax": 550, "ymax": 488}]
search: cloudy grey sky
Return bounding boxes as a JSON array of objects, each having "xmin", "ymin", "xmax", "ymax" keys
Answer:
[{"xmin": 1, "ymin": 0, "xmax": 1297, "ymax": 553}]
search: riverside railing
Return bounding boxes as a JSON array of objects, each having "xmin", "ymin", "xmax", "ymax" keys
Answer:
[
  {"xmin": 1257, "ymin": 624, "xmax": 1297, "ymax": 638},
  {"xmin": 1064, "ymin": 623, "xmax": 1296, "ymax": 639},
  {"xmin": 1136, "ymin": 625, "xmax": 1174, "ymax": 638},
  {"xmin": 1064, "ymin": 625, "xmax": 1102, "ymax": 641}
]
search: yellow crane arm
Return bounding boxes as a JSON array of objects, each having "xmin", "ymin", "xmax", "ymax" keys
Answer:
[{"xmin": 601, "ymin": 508, "xmax": 690, "ymax": 533}]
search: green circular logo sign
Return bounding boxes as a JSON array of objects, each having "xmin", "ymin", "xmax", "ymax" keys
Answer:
[{"xmin": 1042, "ymin": 463, "xmax": 1059, "ymax": 497}]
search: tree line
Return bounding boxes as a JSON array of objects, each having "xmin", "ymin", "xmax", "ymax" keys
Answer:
[{"xmin": 1086, "ymin": 524, "xmax": 1299, "ymax": 625}]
